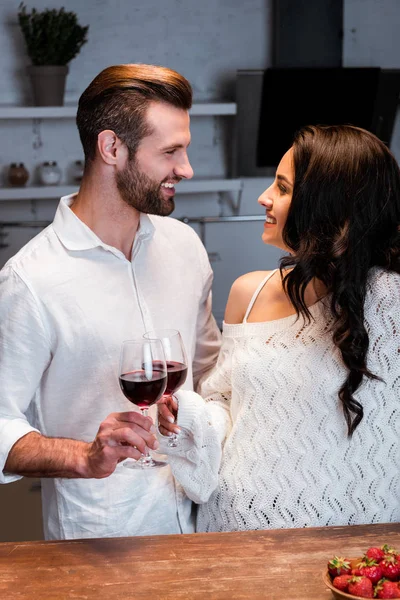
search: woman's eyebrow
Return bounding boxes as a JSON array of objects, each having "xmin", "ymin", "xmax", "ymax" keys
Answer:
[{"xmin": 277, "ymin": 174, "xmax": 293, "ymax": 187}]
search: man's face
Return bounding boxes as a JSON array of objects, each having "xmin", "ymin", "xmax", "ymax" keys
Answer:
[{"xmin": 116, "ymin": 101, "xmax": 193, "ymax": 216}]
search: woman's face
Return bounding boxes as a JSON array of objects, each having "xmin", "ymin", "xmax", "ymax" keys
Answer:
[{"xmin": 258, "ymin": 147, "xmax": 294, "ymax": 252}]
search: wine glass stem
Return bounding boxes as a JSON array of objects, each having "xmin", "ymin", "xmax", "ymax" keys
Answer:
[
  {"xmin": 168, "ymin": 395, "xmax": 179, "ymax": 448},
  {"xmin": 140, "ymin": 408, "xmax": 153, "ymax": 465}
]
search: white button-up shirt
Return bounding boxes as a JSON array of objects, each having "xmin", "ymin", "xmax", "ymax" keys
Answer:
[{"xmin": 0, "ymin": 194, "xmax": 221, "ymax": 540}]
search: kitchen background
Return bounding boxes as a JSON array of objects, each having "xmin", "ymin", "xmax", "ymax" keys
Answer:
[{"xmin": 0, "ymin": 0, "xmax": 399, "ymax": 541}]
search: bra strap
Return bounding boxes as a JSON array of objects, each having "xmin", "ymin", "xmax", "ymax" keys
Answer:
[{"xmin": 243, "ymin": 269, "xmax": 279, "ymax": 323}]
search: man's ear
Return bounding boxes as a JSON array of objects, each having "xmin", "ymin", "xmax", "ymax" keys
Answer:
[{"xmin": 97, "ymin": 130, "xmax": 126, "ymax": 165}]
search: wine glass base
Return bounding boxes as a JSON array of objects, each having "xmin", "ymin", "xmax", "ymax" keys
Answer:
[
  {"xmin": 167, "ymin": 435, "xmax": 179, "ymax": 448},
  {"xmin": 123, "ymin": 458, "xmax": 167, "ymax": 469}
]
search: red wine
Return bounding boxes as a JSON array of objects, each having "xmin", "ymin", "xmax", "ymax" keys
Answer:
[
  {"xmin": 151, "ymin": 360, "xmax": 188, "ymax": 394},
  {"xmin": 119, "ymin": 370, "xmax": 167, "ymax": 408},
  {"xmin": 165, "ymin": 361, "xmax": 188, "ymax": 394}
]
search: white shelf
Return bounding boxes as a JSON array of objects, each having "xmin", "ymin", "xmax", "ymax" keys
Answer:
[
  {"xmin": 0, "ymin": 186, "xmax": 77, "ymax": 200},
  {"xmin": 179, "ymin": 178, "xmax": 242, "ymax": 193},
  {"xmin": 0, "ymin": 179, "xmax": 242, "ymax": 201},
  {"xmin": 0, "ymin": 103, "xmax": 236, "ymax": 120},
  {"xmin": 190, "ymin": 103, "xmax": 236, "ymax": 116},
  {"xmin": 0, "ymin": 106, "xmax": 77, "ymax": 119}
]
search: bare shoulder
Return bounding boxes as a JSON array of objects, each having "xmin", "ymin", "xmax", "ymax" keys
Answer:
[{"xmin": 224, "ymin": 270, "xmax": 275, "ymax": 324}]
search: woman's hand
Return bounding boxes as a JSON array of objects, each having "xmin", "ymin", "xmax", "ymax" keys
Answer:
[{"xmin": 157, "ymin": 395, "xmax": 181, "ymax": 438}]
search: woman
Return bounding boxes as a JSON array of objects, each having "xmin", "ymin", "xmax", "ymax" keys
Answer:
[{"xmin": 158, "ymin": 124, "xmax": 400, "ymax": 532}]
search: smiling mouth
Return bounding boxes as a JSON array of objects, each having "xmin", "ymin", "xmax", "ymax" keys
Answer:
[
  {"xmin": 265, "ymin": 216, "xmax": 276, "ymax": 224},
  {"xmin": 160, "ymin": 184, "xmax": 176, "ymax": 199}
]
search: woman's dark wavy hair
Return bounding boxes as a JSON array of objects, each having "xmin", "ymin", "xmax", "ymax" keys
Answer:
[{"xmin": 281, "ymin": 124, "xmax": 400, "ymax": 436}]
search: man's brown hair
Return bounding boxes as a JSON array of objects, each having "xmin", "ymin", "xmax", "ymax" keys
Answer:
[{"xmin": 76, "ymin": 63, "xmax": 193, "ymax": 162}]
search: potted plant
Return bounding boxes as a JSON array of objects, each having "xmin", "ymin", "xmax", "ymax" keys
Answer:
[{"xmin": 17, "ymin": 3, "xmax": 89, "ymax": 106}]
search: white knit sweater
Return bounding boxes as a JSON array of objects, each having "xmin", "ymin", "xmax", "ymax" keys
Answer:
[{"xmin": 158, "ymin": 267, "xmax": 400, "ymax": 532}]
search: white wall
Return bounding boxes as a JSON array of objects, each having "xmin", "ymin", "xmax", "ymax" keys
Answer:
[
  {"xmin": 343, "ymin": 0, "xmax": 400, "ymax": 161},
  {"xmin": 1, "ymin": 0, "xmax": 271, "ymax": 105},
  {"xmin": 0, "ymin": 0, "xmax": 273, "ymax": 324},
  {"xmin": 0, "ymin": 0, "xmax": 399, "ymax": 324},
  {"xmin": 1, "ymin": 0, "xmax": 399, "ymax": 545}
]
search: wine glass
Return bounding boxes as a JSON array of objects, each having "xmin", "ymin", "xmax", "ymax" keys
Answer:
[
  {"xmin": 119, "ymin": 338, "xmax": 168, "ymax": 469},
  {"xmin": 143, "ymin": 329, "xmax": 188, "ymax": 448}
]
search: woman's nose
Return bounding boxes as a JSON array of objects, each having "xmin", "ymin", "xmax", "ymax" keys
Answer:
[{"xmin": 258, "ymin": 191, "xmax": 273, "ymax": 208}]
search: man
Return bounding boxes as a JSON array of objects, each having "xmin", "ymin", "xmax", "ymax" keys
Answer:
[{"xmin": 0, "ymin": 64, "xmax": 221, "ymax": 540}]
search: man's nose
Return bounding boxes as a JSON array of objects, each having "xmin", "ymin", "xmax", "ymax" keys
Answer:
[{"xmin": 175, "ymin": 156, "xmax": 194, "ymax": 180}]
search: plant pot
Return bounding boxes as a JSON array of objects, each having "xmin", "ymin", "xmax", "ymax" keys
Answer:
[{"xmin": 26, "ymin": 65, "xmax": 69, "ymax": 106}]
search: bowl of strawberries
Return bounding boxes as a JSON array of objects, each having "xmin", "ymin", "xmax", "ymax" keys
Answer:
[{"xmin": 324, "ymin": 544, "xmax": 400, "ymax": 599}]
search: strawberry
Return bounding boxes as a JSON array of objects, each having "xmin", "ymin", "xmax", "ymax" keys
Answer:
[
  {"xmin": 375, "ymin": 579, "xmax": 400, "ymax": 599},
  {"xmin": 381, "ymin": 555, "xmax": 400, "ymax": 581},
  {"xmin": 382, "ymin": 545, "xmax": 399, "ymax": 557},
  {"xmin": 327, "ymin": 556, "xmax": 352, "ymax": 577},
  {"xmin": 353, "ymin": 558, "xmax": 383, "ymax": 584},
  {"xmin": 347, "ymin": 575, "xmax": 374, "ymax": 598},
  {"xmin": 332, "ymin": 574, "xmax": 352, "ymax": 592},
  {"xmin": 366, "ymin": 546, "xmax": 386, "ymax": 562},
  {"xmin": 348, "ymin": 575, "xmax": 374, "ymax": 598}
]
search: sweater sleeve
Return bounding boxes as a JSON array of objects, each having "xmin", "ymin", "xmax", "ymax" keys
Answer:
[
  {"xmin": 363, "ymin": 268, "xmax": 400, "ymax": 384},
  {"xmin": 156, "ymin": 333, "xmax": 234, "ymax": 503}
]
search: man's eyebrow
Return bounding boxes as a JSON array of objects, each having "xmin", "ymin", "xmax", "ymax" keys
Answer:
[
  {"xmin": 160, "ymin": 140, "xmax": 191, "ymax": 151},
  {"xmin": 277, "ymin": 174, "xmax": 293, "ymax": 187}
]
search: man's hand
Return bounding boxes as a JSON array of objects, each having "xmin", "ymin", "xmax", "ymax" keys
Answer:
[
  {"xmin": 5, "ymin": 411, "xmax": 159, "ymax": 480},
  {"xmin": 157, "ymin": 396, "xmax": 181, "ymax": 438},
  {"xmin": 84, "ymin": 411, "xmax": 159, "ymax": 478}
]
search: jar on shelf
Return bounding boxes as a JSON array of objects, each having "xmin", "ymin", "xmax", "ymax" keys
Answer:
[
  {"xmin": 8, "ymin": 163, "xmax": 29, "ymax": 187},
  {"xmin": 39, "ymin": 161, "xmax": 62, "ymax": 186},
  {"xmin": 71, "ymin": 160, "xmax": 84, "ymax": 183}
]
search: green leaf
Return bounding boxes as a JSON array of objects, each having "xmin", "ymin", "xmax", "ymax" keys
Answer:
[{"xmin": 17, "ymin": 2, "xmax": 89, "ymax": 66}]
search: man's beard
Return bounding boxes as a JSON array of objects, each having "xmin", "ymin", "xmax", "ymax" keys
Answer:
[{"xmin": 116, "ymin": 157, "xmax": 175, "ymax": 216}]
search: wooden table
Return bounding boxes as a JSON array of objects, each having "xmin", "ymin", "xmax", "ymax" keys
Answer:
[{"xmin": 1, "ymin": 522, "xmax": 400, "ymax": 599}]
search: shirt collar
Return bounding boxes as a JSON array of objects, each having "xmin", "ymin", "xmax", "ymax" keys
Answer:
[{"xmin": 53, "ymin": 194, "xmax": 155, "ymax": 252}]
